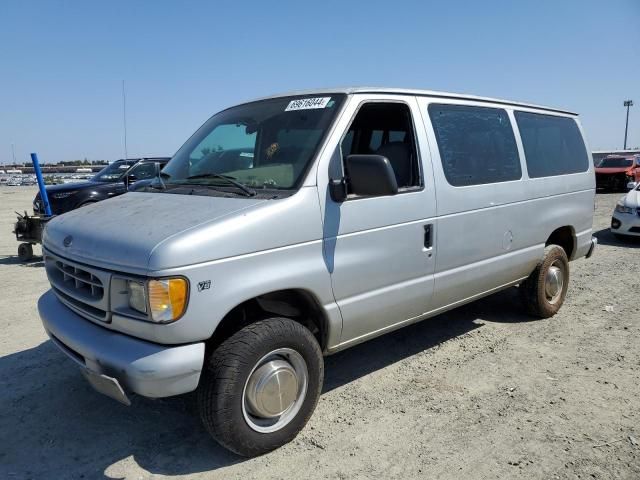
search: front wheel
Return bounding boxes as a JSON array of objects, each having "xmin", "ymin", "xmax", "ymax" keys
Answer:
[
  {"xmin": 197, "ymin": 317, "xmax": 323, "ymax": 457},
  {"xmin": 520, "ymin": 244, "xmax": 569, "ymax": 318}
]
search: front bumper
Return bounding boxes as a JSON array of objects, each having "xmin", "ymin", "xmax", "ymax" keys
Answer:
[
  {"xmin": 38, "ymin": 290, "xmax": 205, "ymax": 400},
  {"xmin": 611, "ymin": 211, "xmax": 640, "ymax": 237}
]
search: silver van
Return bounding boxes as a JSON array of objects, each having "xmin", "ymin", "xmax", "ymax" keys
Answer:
[{"xmin": 38, "ymin": 88, "xmax": 597, "ymax": 456}]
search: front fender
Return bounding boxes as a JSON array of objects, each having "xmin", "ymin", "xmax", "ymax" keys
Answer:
[{"xmin": 147, "ymin": 240, "xmax": 342, "ymax": 349}]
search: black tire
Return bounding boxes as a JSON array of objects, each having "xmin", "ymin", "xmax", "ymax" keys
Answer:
[
  {"xmin": 520, "ymin": 244, "xmax": 569, "ymax": 318},
  {"xmin": 78, "ymin": 201, "xmax": 97, "ymax": 208},
  {"xmin": 197, "ymin": 317, "xmax": 323, "ymax": 457},
  {"xmin": 18, "ymin": 243, "xmax": 33, "ymax": 262}
]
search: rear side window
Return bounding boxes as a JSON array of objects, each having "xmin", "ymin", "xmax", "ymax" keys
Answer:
[
  {"xmin": 428, "ymin": 104, "xmax": 521, "ymax": 186},
  {"xmin": 514, "ymin": 112, "xmax": 589, "ymax": 178}
]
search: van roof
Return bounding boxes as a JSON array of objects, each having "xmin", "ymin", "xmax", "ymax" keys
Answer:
[{"xmin": 251, "ymin": 87, "xmax": 577, "ymax": 116}]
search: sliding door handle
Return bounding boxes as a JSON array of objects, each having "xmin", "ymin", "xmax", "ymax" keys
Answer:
[{"xmin": 424, "ymin": 224, "xmax": 433, "ymax": 249}]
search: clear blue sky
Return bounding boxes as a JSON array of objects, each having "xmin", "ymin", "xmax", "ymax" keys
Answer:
[{"xmin": 1, "ymin": 0, "xmax": 638, "ymax": 164}]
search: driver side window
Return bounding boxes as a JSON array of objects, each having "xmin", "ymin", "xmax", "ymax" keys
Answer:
[{"xmin": 340, "ymin": 102, "xmax": 421, "ymax": 194}]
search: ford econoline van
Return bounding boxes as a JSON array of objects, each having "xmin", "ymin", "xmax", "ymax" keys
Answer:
[{"xmin": 38, "ymin": 88, "xmax": 597, "ymax": 456}]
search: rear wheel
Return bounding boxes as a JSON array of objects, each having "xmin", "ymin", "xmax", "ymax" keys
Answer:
[
  {"xmin": 520, "ymin": 245, "xmax": 569, "ymax": 318},
  {"xmin": 197, "ymin": 317, "xmax": 323, "ymax": 457}
]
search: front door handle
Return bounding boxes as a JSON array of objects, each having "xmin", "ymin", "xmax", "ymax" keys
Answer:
[{"xmin": 424, "ymin": 224, "xmax": 433, "ymax": 249}]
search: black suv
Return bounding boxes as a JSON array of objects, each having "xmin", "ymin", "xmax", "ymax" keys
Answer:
[{"xmin": 33, "ymin": 157, "xmax": 170, "ymax": 215}]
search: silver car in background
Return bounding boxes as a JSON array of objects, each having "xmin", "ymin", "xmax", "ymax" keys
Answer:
[{"xmin": 38, "ymin": 88, "xmax": 597, "ymax": 456}]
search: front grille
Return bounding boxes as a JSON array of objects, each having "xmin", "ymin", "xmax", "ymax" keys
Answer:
[
  {"xmin": 54, "ymin": 260, "xmax": 104, "ymax": 299},
  {"xmin": 45, "ymin": 251, "xmax": 111, "ymax": 322},
  {"xmin": 52, "ymin": 285, "xmax": 108, "ymax": 319}
]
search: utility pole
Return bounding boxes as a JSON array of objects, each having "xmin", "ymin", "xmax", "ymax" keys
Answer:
[{"xmin": 623, "ymin": 100, "xmax": 633, "ymax": 150}]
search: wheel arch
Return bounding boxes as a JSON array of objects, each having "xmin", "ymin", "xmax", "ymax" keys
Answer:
[
  {"xmin": 206, "ymin": 288, "xmax": 330, "ymax": 355},
  {"xmin": 546, "ymin": 225, "xmax": 576, "ymax": 260}
]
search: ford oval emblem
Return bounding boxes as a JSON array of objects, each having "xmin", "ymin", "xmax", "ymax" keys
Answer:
[{"xmin": 63, "ymin": 235, "xmax": 73, "ymax": 247}]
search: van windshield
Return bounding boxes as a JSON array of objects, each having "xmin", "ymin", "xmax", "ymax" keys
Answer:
[
  {"xmin": 599, "ymin": 158, "xmax": 633, "ymax": 168},
  {"xmin": 162, "ymin": 94, "xmax": 345, "ymax": 191}
]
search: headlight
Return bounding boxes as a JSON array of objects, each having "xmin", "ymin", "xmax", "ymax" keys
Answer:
[
  {"xmin": 127, "ymin": 277, "xmax": 188, "ymax": 323},
  {"xmin": 52, "ymin": 191, "xmax": 76, "ymax": 199},
  {"xmin": 615, "ymin": 202, "xmax": 633, "ymax": 214},
  {"xmin": 128, "ymin": 281, "xmax": 147, "ymax": 313}
]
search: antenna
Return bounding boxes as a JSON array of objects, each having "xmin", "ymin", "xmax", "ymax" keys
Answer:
[
  {"xmin": 11, "ymin": 143, "xmax": 16, "ymax": 164},
  {"xmin": 122, "ymin": 80, "xmax": 128, "ymax": 160}
]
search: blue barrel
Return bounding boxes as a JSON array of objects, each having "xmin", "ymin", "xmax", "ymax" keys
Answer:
[{"xmin": 30, "ymin": 153, "xmax": 52, "ymax": 216}]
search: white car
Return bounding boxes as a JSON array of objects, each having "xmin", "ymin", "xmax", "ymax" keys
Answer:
[{"xmin": 611, "ymin": 182, "xmax": 640, "ymax": 238}]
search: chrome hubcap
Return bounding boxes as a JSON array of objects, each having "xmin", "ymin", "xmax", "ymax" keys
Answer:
[
  {"xmin": 242, "ymin": 348, "xmax": 308, "ymax": 433},
  {"xmin": 545, "ymin": 263, "xmax": 564, "ymax": 304},
  {"xmin": 245, "ymin": 360, "xmax": 298, "ymax": 418}
]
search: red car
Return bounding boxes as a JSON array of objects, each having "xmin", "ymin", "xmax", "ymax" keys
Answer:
[{"xmin": 595, "ymin": 155, "xmax": 640, "ymax": 191}]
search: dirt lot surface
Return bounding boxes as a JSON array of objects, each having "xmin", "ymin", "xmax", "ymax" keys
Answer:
[{"xmin": 1, "ymin": 186, "xmax": 639, "ymax": 479}]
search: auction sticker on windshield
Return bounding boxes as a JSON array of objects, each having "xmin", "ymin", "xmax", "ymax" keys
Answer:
[{"xmin": 285, "ymin": 97, "xmax": 331, "ymax": 111}]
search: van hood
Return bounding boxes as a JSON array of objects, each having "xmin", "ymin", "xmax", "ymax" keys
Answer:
[{"xmin": 43, "ymin": 192, "xmax": 266, "ymax": 272}]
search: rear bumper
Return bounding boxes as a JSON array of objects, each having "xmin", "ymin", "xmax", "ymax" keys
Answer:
[
  {"xmin": 574, "ymin": 229, "xmax": 597, "ymax": 260},
  {"xmin": 585, "ymin": 236, "xmax": 597, "ymax": 258},
  {"xmin": 38, "ymin": 290, "xmax": 205, "ymax": 399}
]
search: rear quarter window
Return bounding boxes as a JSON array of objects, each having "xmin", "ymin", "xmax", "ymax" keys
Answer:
[
  {"xmin": 514, "ymin": 112, "xmax": 589, "ymax": 178},
  {"xmin": 428, "ymin": 104, "xmax": 521, "ymax": 187}
]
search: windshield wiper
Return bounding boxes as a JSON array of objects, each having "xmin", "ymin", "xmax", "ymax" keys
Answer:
[{"xmin": 184, "ymin": 172, "xmax": 257, "ymax": 197}]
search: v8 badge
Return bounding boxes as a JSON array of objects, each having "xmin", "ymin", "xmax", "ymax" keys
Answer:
[{"xmin": 197, "ymin": 280, "xmax": 211, "ymax": 292}]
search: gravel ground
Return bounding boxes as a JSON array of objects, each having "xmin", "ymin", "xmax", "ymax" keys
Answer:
[{"xmin": 1, "ymin": 186, "xmax": 639, "ymax": 480}]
